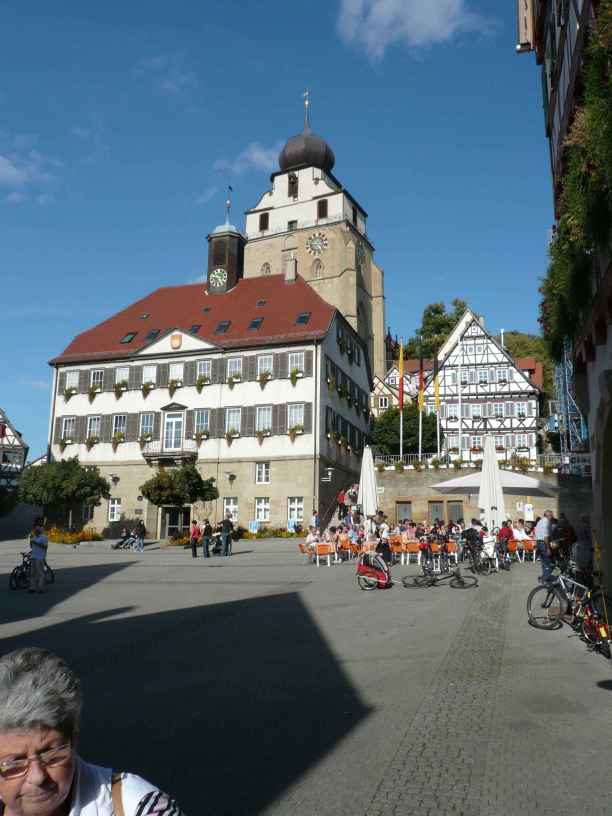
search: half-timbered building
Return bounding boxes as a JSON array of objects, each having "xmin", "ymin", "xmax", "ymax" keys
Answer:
[{"xmin": 0, "ymin": 408, "xmax": 29, "ymax": 490}]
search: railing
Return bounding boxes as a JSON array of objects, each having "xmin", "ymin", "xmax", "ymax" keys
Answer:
[
  {"xmin": 373, "ymin": 451, "xmax": 592, "ymax": 475},
  {"xmin": 142, "ymin": 440, "xmax": 198, "ymax": 457},
  {"xmin": 246, "ymin": 215, "xmax": 368, "ymax": 241}
]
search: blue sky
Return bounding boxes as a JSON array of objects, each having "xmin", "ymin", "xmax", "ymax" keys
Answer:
[{"xmin": 1, "ymin": 0, "xmax": 552, "ymax": 457}]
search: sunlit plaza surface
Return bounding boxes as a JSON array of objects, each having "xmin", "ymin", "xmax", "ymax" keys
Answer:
[{"xmin": 2, "ymin": 538, "xmax": 611, "ymax": 816}]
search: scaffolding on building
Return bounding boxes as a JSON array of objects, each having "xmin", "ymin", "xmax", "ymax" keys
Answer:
[{"xmin": 552, "ymin": 338, "xmax": 588, "ymax": 457}]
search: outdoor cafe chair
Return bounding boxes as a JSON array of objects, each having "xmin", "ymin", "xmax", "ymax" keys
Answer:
[
  {"xmin": 507, "ymin": 539, "xmax": 518, "ymax": 562},
  {"xmin": 522, "ymin": 539, "xmax": 536, "ymax": 562},
  {"xmin": 403, "ymin": 540, "xmax": 421, "ymax": 565},
  {"xmin": 315, "ymin": 543, "xmax": 334, "ymax": 567},
  {"xmin": 446, "ymin": 541, "xmax": 458, "ymax": 565}
]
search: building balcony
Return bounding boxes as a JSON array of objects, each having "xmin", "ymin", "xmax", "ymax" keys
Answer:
[{"xmin": 142, "ymin": 439, "xmax": 198, "ymax": 463}]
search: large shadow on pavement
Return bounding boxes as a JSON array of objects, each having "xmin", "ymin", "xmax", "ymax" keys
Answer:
[
  {"xmin": 0, "ymin": 591, "xmax": 371, "ymax": 815},
  {"xmin": 1, "ymin": 561, "xmax": 136, "ymax": 625}
]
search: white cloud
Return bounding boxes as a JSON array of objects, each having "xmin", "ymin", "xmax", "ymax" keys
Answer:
[
  {"xmin": 0, "ymin": 132, "xmax": 61, "ymax": 200},
  {"xmin": 337, "ymin": 0, "xmax": 493, "ymax": 60},
  {"xmin": 134, "ymin": 54, "xmax": 198, "ymax": 96},
  {"xmin": 195, "ymin": 185, "xmax": 218, "ymax": 205},
  {"xmin": 213, "ymin": 141, "xmax": 283, "ymax": 175}
]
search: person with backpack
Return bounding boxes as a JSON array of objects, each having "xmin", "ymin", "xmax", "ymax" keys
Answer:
[{"xmin": 221, "ymin": 512, "xmax": 234, "ymax": 557}]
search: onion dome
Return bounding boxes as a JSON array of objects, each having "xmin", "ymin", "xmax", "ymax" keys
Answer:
[{"xmin": 278, "ymin": 123, "xmax": 335, "ymax": 173}]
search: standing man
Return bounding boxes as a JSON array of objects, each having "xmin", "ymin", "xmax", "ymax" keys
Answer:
[
  {"xmin": 135, "ymin": 518, "xmax": 146, "ymax": 553},
  {"xmin": 336, "ymin": 488, "xmax": 346, "ymax": 520},
  {"xmin": 201, "ymin": 518, "xmax": 213, "ymax": 558},
  {"xmin": 29, "ymin": 524, "xmax": 48, "ymax": 594},
  {"xmin": 534, "ymin": 510, "xmax": 553, "ymax": 582},
  {"xmin": 221, "ymin": 512, "xmax": 234, "ymax": 557}
]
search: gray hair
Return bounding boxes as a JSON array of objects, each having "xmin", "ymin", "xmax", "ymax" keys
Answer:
[{"xmin": 0, "ymin": 648, "xmax": 82, "ymax": 739}]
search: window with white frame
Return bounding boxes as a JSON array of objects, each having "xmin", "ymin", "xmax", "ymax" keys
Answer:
[
  {"xmin": 115, "ymin": 366, "xmax": 129, "ymax": 384},
  {"xmin": 516, "ymin": 402, "xmax": 527, "ymax": 418},
  {"xmin": 86, "ymin": 416, "xmax": 101, "ymax": 438},
  {"xmin": 489, "ymin": 369, "xmax": 496, "ymax": 383},
  {"xmin": 256, "ymin": 405, "xmax": 272, "ymax": 432},
  {"xmin": 139, "ymin": 412, "xmax": 154, "ymax": 437},
  {"xmin": 472, "ymin": 436, "xmax": 482, "ymax": 449},
  {"xmin": 530, "ymin": 400, "xmax": 537, "ymax": 417},
  {"xmin": 388, "ymin": 376, "xmax": 397, "ymax": 386},
  {"xmin": 288, "ymin": 351, "xmax": 304, "ymax": 374},
  {"xmin": 113, "ymin": 414, "xmax": 127, "ymax": 436},
  {"xmin": 65, "ymin": 371, "xmax": 79, "ymax": 389},
  {"xmin": 497, "ymin": 368, "xmax": 508, "ymax": 382},
  {"xmin": 196, "ymin": 360, "xmax": 211, "ymax": 380},
  {"xmin": 169, "ymin": 362, "xmax": 184, "ymax": 382},
  {"xmin": 108, "ymin": 498, "xmax": 121, "ymax": 522},
  {"xmin": 90, "ymin": 369, "xmax": 104, "ymax": 389},
  {"xmin": 255, "ymin": 497, "xmax": 270, "ymax": 523},
  {"xmin": 448, "ymin": 371, "xmax": 457, "ymax": 385},
  {"xmin": 257, "ymin": 355, "xmax": 273, "ymax": 376},
  {"xmin": 288, "ymin": 403, "xmax": 305, "ymax": 429},
  {"xmin": 478, "ymin": 369, "xmax": 488, "ymax": 385},
  {"xmin": 256, "ymin": 462, "xmax": 270, "ymax": 484},
  {"xmin": 142, "ymin": 364, "xmax": 157, "ymax": 384},
  {"xmin": 529, "ymin": 433, "xmax": 536, "ymax": 447},
  {"xmin": 288, "ymin": 496, "xmax": 304, "ymax": 522},
  {"xmin": 61, "ymin": 416, "xmax": 76, "ymax": 439},
  {"xmin": 447, "ymin": 403, "xmax": 458, "ymax": 419},
  {"xmin": 493, "ymin": 403, "xmax": 504, "ymax": 418},
  {"xmin": 461, "ymin": 403, "xmax": 471, "ymax": 419},
  {"xmin": 227, "ymin": 358, "xmax": 242, "ymax": 379},
  {"xmin": 223, "ymin": 497, "xmax": 238, "ymax": 522},
  {"xmin": 516, "ymin": 433, "xmax": 527, "ymax": 448},
  {"xmin": 461, "ymin": 436, "xmax": 470, "ymax": 450},
  {"xmin": 468, "ymin": 369, "xmax": 476, "ymax": 384},
  {"xmin": 475, "ymin": 343, "xmax": 484, "ymax": 355},
  {"xmin": 447, "ymin": 435, "xmax": 459, "ymax": 449},
  {"xmin": 471, "ymin": 404, "xmax": 482, "ymax": 419},
  {"xmin": 225, "ymin": 407, "xmax": 241, "ymax": 433},
  {"xmin": 505, "ymin": 402, "xmax": 516, "ymax": 418},
  {"xmin": 505, "ymin": 434, "xmax": 516, "ymax": 449},
  {"xmin": 194, "ymin": 409, "xmax": 210, "ymax": 434},
  {"xmin": 379, "ymin": 396, "xmax": 388, "ymax": 409},
  {"xmin": 494, "ymin": 435, "xmax": 505, "ymax": 448},
  {"xmin": 460, "ymin": 370, "xmax": 468, "ymax": 385}
]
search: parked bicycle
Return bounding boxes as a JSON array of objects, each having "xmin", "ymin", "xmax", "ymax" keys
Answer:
[
  {"xmin": 403, "ymin": 566, "xmax": 478, "ymax": 590},
  {"xmin": 9, "ymin": 552, "xmax": 55, "ymax": 591}
]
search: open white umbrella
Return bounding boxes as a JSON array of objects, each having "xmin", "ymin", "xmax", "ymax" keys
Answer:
[
  {"xmin": 478, "ymin": 436, "xmax": 506, "ymax": 530},
  {"xmin": 358, "ymin": 446, "xmax": 379, "ymax": 525},
  {"xmin": 431, "ymin": 469, "xmax": 558, "ymax": 497}
]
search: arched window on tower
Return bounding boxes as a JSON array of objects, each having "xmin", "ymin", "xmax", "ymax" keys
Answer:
[
  {"xmin": 260, "ymin": 262, "xmax": 271, "ymax": 276},
  {"xmin": 288, "ymin": 173, "xmax": 298, "ymax": 199},
  {"xmin": 311, "ymin": 259, "xmax": 324, "ymax": 279}
]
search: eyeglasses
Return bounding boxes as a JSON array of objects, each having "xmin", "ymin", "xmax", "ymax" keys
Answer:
[{"xmin": 0, "ymin": 743, "xmax": 72, "ymax": 780}]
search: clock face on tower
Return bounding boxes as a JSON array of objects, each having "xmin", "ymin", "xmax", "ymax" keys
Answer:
[
  {"xmin": 209, "ymin": 267, "xmax": 228, "ymax": 288},
  {"xmin": 306, "ymin": 231, "xmax": 328, "ymax": 256}
]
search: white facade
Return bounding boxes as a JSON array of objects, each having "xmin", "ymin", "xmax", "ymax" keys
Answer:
[{"xmin": 424, "ymin": 311, "xmax": 540, "ymax": 462}]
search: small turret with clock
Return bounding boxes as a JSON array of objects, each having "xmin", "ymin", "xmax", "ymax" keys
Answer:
[{"xmin": 206, "ymin": 192, "xmax": 246, "ymax": 294}]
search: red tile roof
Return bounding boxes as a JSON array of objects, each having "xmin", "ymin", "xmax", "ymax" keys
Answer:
[
  {"xmin": 516, "ymin": 357, "xmax": 544, "ymax": 390},
  {"xmin": 50, "ymin": 275, "xmax": 336, "ymax": 365},
  {"xmin": 392, "ymin": 359, "xmax": 434, "ymax": 374}
]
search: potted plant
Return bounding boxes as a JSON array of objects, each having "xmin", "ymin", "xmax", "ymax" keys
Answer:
[
  {"xmin": 88, "ymin": 386, "xmax": 100, "ymax": 404},
  {"xmin": 339, "ymin": 434, "xmax": 348, "ymax": 450},
  {"xmin": 470, "ymin": 446, "xmax": 483, "ymax": 453},
  {"xmin": 394, "ymin": 461, "xmax": 404, "ymax": 473},
  {"xmin": 195, "ymin": 375, "xmax": 211, "ymax": 394},
  {"xmin": 142, "ymin": 382, "xmax": 154, "ymax": 398},
  {"xmin": 258, "ymin": 370, "xmax": 272, "ymax": 389},
  {"xmin": 495, "ymin": 445, "xmax": 505, "ymax": 452},
  {"xmin": 85, "ymin": 435, "xmax": 99, "ymax": 452},
  {"xmin": 195, "ymin": 430, "xmax": 209, "ymax": 446},
  {"xmin": 168, "ymin": 378, "xmax": 182, "ymax": 397},
  {"xmin": 111, "ymin": 432, "xmax": 125, "ymax": 452},
  {"xmin": 63, "ymin": 386, "xmax": 78, "ymax": 402},
  {"xmin": 327, "ymin": 375, "xmax": 336, "ymax": 393},
  {"xmin": 114, "ymin": 380, "xmax": 128, "ymax": 399},
  {"xmin": 290, "ymin": 367, "xmax": 303, "ymax": 386},
  {"xmin": 473, "ymin": 458, "xmax": 483, "ymax": 469},
  {"xmin": 227, "ymin": 373, "xmax": 241, "ymax": 390},
  {"xmin": 329, "ymin": 430, "xmax": 339, "ymax": 443},
  {"xmin": 225, "ymin": 427, "xmax": 239, "ymax": 445},
  {"xmin": 138, "ymin": 432, "xmax": 152, "ymax": 450},
  {"xmin": 58, "ymin": 438, "xmax": 71, "ymax": 453},
  {"xmin": 449, "ymin": 446, "xmax": 459, "ymax": 454},
  {"xmin": 412, "ymin": 460, "xmax": 423, "ymax": 472},
  {"xmin": 256, "ymin": 429, "xmax": 266, "ymax": 446},
  {"xmin": 376, "ymin": 463, "xmax": 385, "ymax": 474},
  {"xmin": 288, "ymin": 423, "xmax": 304, "ymax": 443},
  {"xmin": 431, "ymin": 458, "xmax": 441, "ymax": 470},
  {"xmin": 452, "ymin": 457, "xmax": 464, "ymax": 471}
]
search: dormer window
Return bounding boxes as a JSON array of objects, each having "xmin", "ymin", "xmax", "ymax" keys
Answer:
[
  {"xmin": 259, "ymin": 212, "xmax": 269, "ymax": 231},
  {"xmin": 248, "ymin": 318, "xmax": 263, "ymax": 331},
  {"xmin": 295, "ymin": 312, "xmax": 311, "ymax": 325},
  {"xmin": 215, "ymin": 321, "xmax": 231, "ymax": 334},
  {"xmin": 288, "ymin": 173, "xmax": 298, "ymax": 198},
  {"xmin": 120, "ymin": 332, "xmax": 137, "ymax": 344},
  {"xmin": 145, "ymin": 329, "xmax": 160, "ymax": 342},
  {"xmin": 190, "ymin": 324, "xmax": 201, "ymax": 334},
  {"xmin": 317, "ymin": 199, "xmax": 328, "ymax": 220}
]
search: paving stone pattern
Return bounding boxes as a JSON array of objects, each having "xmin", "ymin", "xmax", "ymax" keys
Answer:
[{"xmin": 365, "ymin": 579, "xmax": 511, "ymax": 816}]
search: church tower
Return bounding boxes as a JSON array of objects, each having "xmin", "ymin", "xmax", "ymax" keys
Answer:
[
  {"xmin": 206, "ymin": 192, "xmax": 246, "ymax": 294},
  {"xmin": 243, "ymin": 94, "xmax": 386, "ymax": 378}
]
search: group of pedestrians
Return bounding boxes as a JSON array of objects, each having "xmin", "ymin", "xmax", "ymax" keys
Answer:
[{"xmin": 188, "ymin": 513, "xmax": 234, "ymax": 558}]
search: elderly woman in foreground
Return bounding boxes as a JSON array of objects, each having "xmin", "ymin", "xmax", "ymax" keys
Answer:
[{"xmin": 0, "ymin": 648, "xmax": 185, "ymax": 816}]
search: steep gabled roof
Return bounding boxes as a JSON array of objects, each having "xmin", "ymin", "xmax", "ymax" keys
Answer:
[{"xmin": 50, "ymin": 275, "xmax": 336, "ymax": 365}]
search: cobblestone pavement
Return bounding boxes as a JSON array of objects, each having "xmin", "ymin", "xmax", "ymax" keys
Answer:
[{"xmin": 1, "ymin": 539, "xmax": 612, "ymax": 816}]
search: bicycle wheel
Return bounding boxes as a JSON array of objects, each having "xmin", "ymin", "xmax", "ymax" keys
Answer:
[
  {"xmin": 17, "ymin": 568, "xmax": 29, "ymax": 590},
  {"xmin": 44, "ymin": 564, "xmax": 55, "ymax": 584},
  {"xmin": 9, "ymin": 568, "xmax": 20, "ymax": 590},
  {"xmin": 402, "ymin": 575, "xmax": 430, "ymax": 588},
  {"xmin": 357, "ymin": 575, "xmax": 378, "ymax": 591},
  {"xmin": 450, "ymin": 575, "xmax": 478, "ymax": 589},
  {"xmin": 527, "ymin": 585, "xmax": 566, "ymax": 629}
]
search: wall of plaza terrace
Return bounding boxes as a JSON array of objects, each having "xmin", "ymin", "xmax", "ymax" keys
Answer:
[{"xmin": 374, "ymin": 467, "xmax": 593, "ymax": 527}]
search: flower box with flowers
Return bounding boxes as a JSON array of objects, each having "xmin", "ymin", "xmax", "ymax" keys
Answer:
[
  {"xmin": 58, "ymin": 438, "xmax": 72, "ymax": 452},
  {"xmin": 447, "ymin": 416, "xmax": 458, "ymax": 423},
  {"xmin": 195, "ymin": 376, "xmax": 210, "ymax": 393},
  {"xmin": 139, "ymin": 433, "xmax": 153, "ymax": 450},
  {"xmin": 495, "ymin": 446, "xmax": 505, "ymax": 452},
  {"xmin": 168, "ymin": 379, "xmax": 183, "ymax": 397},
  {"xmin": 114, "ymin": 380, "xmax": 129, "ymax": 399},
  {"xmin": 290, "ymin": 368, "xmax": 303, "ymax": 386},
  {"xmin": 194, "ymin": 431, "xmax": 209, "ymax": 445},
  {"xmin": 258, "ymin": 371, "xmax": 272, "ymax": 389},
  {"xmin": 63, "ymin": 387, "xmax": 78, "ymax": 401},
  {"xmin": 288, "ymin": 424, "xmax": 304, "ymax": 442},
  {"xmin": 470, "ymin": 446, "xmax": 483, "ymax": 453}
]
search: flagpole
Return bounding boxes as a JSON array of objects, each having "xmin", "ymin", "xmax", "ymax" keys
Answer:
[
  {"xmin": 399, "ymin": 338, "xmax": 404, "ymax": 461},
  {"xmin": 418, "ymin": 408, "xmax": 423, "ymax": 461},
  {"xmin": 436, "ymin": 411, "xmax": 440, "ymax": 459}
]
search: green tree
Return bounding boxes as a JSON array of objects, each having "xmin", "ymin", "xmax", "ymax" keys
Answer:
[
  {"xmin": 140, "ymin": 464, "xmax": 218, "ymax": 509},
  {"xmin": 404, "ymin": 299, "xmax": 467, "ymax": 358},
  {"xmin": 18, "ymin": 458, "xmax": 110, "ymax": 525},
  {"xmin": 371, "ymin": 405, "xmax": 439, "ymax": 455},
  {"xmin": 0, "ymin": 485, "xmax": 19, "ymax": 517}
]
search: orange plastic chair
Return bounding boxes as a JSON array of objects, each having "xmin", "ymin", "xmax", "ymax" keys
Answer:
[
  {"xmin": 523, "ymin": 539, "xmax": 535, "ymax": 561},
  {"xmin": 446, "ymin": 541, "xmax": 458, "ymax": 564},
  {"xmin": 315, "ymin": 543, "xmax": 334, "ymax": 567},
  {"xmin": 405, "ymin": 541, "xmax": 421, "ymax": 564},
  {"xmin": 507, "ymin": 540, "xmax": 518, "ymax": 561},
  {"xmin": 389, "ymin": 542, "xmax": 403, "ymax": 563}
]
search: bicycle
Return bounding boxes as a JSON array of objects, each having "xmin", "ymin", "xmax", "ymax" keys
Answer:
[
  {"xmin": 9, "ymin": 552, "xmax": 55, "ymax": 591},
  {"xmin": 402, "ymin": 566, "xmax": 478, "ymax": 589}
]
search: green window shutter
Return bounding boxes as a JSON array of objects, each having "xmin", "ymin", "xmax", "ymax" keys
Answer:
[
  {"xmin": 209, "ymin": 408, "xmax": 218, "ymax": 438},
  {"xmin": 76, "ymin": 416, "xmax": 87, "ymax": 442},
  {"xmin": 213, "ymin": 408, "xmax": 224, "ymax": 438},
  {"xmin": 78, "ymin": 371, "xmax": 88, "ymax": 394},
  {"xmin": 185, "ymin": 361, "xmax": 197, "ymax": 386},
  {"xmin": 278, "ymin": 403, "xmax": 287, "ymax": 434},
  {"xmin": 103, "ymin": 369, "xmax": 114, "ymax": 391},
  {"xmin": 304, "ymin": 350, "xmax": 314, "ymax": 377},
  {"xmin": 128, "ymin": 366, "xmax": 141, "ymax": 390},
  {"xmin": 272, "ymin": 405, "xmax": 280, "ymax": 435},
  {"xmin": 53, "ymin": 417, "xmax": 63, "ymax": 443},
  {"xmin": 185, "ymin": 410, "xmax": 195, "ymax": 438},
  {"xmin": 158, "ymin": 364, "xmax": 169, "ymax": 387},
  {"xmin": 304, "ymin": 403, "xmax": 313, "ymax": 434},
  {"xmin": 58, "ymin": 372, "xmax": 67, "ymax": 394},
  {"xmin": 153, "ymin": 412, "xmax": 162, "ymax": 441},
  {"xmin": 126, "ymin": 414, "xmax": 139, "ymax": 442},
  {"xmin": 101, "ymin": 416, "xmax": 113, "ymax": 442},
  {"xmin": 247, "ymin": 356, "xmax": 257, "ymax": 381},
  {"xmin": 212, "ymin": 359, "xmax": 222, "ymax": 384},
  {"xmin": 245, "ymin": 406, "xmax": 256, "ymax": 436}
]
